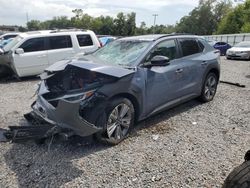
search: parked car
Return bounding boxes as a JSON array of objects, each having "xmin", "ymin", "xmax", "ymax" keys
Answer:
[
  {"xmin": 213, "ymin": 42, "xmax": 231, "ymax": 56},
  {"xmin": 226, "ymin": 41, "xmax": 250, "ymax": 60},
  {"xmin": 0, "ymin": 32, "xmax": 19, "ymax": 42},
  {"xmin": 0, "ymin": 38, "xmax": 13, "ymax": 48},
  {"xmin": 222, "ymin": 150, "xmax": 250, "ymax": 188},
  {"xmin": 98, "ymin": 36, "xmax": 116, "ymax": 46},
  {"xmin": 0, "ymin": 29, "xmax": 101, "ymax": 78},
  {"xmin": 26, "ymin": 34, "xmax": 220, "ymax": 145}
]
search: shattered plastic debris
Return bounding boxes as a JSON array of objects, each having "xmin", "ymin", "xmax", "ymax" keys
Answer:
[{"xmin": 152, "ymin": 134, "xmax": 159, "ymax": 141}]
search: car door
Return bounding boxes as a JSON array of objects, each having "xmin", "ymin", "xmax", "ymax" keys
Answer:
[
  {"xmin": 47, "ymin": 35, "xmax": 75, "ymax": 65},
  {"xmin": 13, "ymin": 37, "xmax": 48, "ymax": 77},
  {"xmin": 144, "ymin": 39, "xmax": 187, "ymax": 114},
  {"xmin": 175, "ymin": 38, "xmax": 206, "ymax": 98}
]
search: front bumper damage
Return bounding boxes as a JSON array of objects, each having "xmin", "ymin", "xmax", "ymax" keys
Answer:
[{"xmin": 32, "ymin": 94, "xmax": 102, "ymax": 137}]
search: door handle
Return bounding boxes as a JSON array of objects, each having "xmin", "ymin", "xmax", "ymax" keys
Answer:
[
  {"xmin": 201, "ymin": 61, "xmax": 207, "ymax": 66},
  {"xmin": 175, "ymin": 68, "xmax": 183, "ymax": 73}
]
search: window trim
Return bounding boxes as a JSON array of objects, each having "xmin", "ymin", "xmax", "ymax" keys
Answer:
[
  {"xmin": 177, "ymin": 38, "xmax": 203, "ymax": 58},
  {"xmin": 47, "ymin": 35, "xmax": 73, "ymax": 50},
  {"xmin": 18, "ymin": 37, "xmax": 47, "ymax": 53},
  {"xmin": 76, "ymin": 34, "xmax": 94, "ymax": 47},
  {"xmin": 140, "ymin": 38, "xmax": 181, "ymax": 66}
]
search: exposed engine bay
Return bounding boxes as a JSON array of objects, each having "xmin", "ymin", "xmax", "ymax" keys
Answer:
[{"xmin": 45, "ymin": 65, "xmax": 116, "ymax": 94}]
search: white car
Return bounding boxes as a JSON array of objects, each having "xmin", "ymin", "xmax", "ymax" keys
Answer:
[
  {"xmin": 226, "ymin": 41, "xmax": 250, "ymax": 60},
  {"xmin": 0, "ymin": 32, "xmax": 19, "ymax": 42},
  {"xmin": 0, "ymin": 30, "xmax": 101, "ymax": 77}
]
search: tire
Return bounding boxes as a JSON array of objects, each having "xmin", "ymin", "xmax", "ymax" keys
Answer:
[
  {"xmin": 226, "ymin": 56, "xmax": 231, "ymax": 60},
  {"xmin": 199, "ymin": 72, "xmax": 218, "ymax": 102},
  {"xmin": 95, "ymin": 98, "xmax": 135, "ymax": 145},
  {"xmin": 222, "ymin": 160, "xmax": 250, "ymax": 188}
]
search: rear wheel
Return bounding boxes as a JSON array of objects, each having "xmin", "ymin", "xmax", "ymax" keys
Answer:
[
  {"xmin": 95, "ymin": 98, "xmax": 135, "ymax": 145},
  {"xmin": 199, "ymin": 72, "xmax": 218, "ymax": 102}
]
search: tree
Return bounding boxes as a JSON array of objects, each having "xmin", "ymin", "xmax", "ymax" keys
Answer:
[
  {"xmin": 114, "ymin": 12, "xmax": 127, "ymax": 36},
  {"xmin": 126, "ymin": 12, "xmax": 136, "ymax": 36},
  {"xmin": 27, "ymin": 20, "xmax": 42, "ymax": 30},
  {"xmin": 176, "ymin": 0, "xmax": 232, "ymax": 35},
  {"xmin": 216, "ymin": 0, "xmax": 250, "ymax": 34}
]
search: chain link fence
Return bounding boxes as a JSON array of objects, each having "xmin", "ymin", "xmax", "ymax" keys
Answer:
[{"xmin": 204, "ymin": 33, "xmax": 250, "ymax": 45}]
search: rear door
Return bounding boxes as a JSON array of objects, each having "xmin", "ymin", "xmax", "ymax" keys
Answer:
[
  {"xmin": 47, "ymin": 35, "xmax": 74, "ymax": 65},
  {"xmin": 175, "ymin": 38, "xmax": 206, "ymax": 98},
  {"xmin": 13, "ymin": 37, "xmax": 48, "ymax": 77}
]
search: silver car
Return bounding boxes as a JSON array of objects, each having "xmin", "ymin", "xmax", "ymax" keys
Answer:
[
  {"xmin": 26, "ymin": 34, "xmax": 220, "ymax": 145},
  {"xmin": 226, "ymin": 41, "xmax": 250, "ymax": 60}
]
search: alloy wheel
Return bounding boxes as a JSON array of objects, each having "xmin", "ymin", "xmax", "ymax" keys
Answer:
[
  {"xmin": 106, "ymin": 103, "xmax": 132, "ymax": 140},
  {"xmin": 204, "ymin": 75, "xmax": 217, "ymax": 100}
]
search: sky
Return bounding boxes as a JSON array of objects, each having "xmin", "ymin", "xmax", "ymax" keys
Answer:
[{"xmin": 0, "ymin": 0, "xmax": 244, "ymax": 27}]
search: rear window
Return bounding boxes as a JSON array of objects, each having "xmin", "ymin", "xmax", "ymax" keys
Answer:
[
  {"xmin": 48, "ymin": 35, "xmax": 72, "ymax": 50},
  {"xmin": 179, "ymin": 39, "xmax": 202, "ymax": 56},
  {"xmin": 77, "ymin": 35, "xmax": 93, "ymax": 46},
  {"xmin": 20, "ymin": 37, "xmax": 46, "ymax": 53}
]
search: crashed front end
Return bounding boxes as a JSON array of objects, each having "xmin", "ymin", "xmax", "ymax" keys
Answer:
[{"xmin": 29, "ymin": 59, "xmax": 134, "ymax": 138}]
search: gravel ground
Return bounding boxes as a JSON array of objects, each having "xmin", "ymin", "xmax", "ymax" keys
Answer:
[{"xmin": 0, "ymin": 57, "xmax": 249, "ymax": 188}]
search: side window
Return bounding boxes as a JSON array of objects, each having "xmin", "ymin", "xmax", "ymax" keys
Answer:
[
  {"xmin": 77, "ymin": 35, "xmax": 93, "ymax": 47},
  {"xmin": 198, "ymin": 40, "xmax": 205, "ymax": 51},
  {"xmin": 48, "ymin": 35, "xmax": 72, "ymax": 50},
  {"xmin": 19, "ymin": 37, "xmax": 46, "ymax": 53},
  {"xmin": 179, "ymin": 39, "xmax": 201, "ymax": 57},
  {"xmin": 146, "ymin": 39, "xmax": 177, "ymax": 61}
]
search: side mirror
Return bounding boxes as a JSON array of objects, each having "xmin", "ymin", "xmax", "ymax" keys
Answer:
[
  {"xmin": 150, "ymin": 55, "xmax": 170, "ymax": 66},
  {"xmin": 15, "ymin": 48, "xmax": 24, "ymax": 55}
]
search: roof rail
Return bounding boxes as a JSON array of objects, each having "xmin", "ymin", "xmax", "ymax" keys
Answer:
[
  {"xmin": 49, "ymin": 28, "xmax": 87, "ymax": 33},
  {"xmin": 155, "ymin": 33, "xmax": 196, "ymax": 40}
]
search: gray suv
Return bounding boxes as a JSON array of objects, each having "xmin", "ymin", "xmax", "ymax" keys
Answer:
[{"xmin": 27, "ymin": 34, "xmax": 220, "ymax": 145}]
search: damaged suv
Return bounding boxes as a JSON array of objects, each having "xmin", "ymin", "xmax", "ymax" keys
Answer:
[{"xmin": 28, "ymin": 34, "xmax": 220, "ymax": 145}]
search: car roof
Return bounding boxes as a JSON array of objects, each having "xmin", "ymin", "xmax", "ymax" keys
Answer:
[
  {"xmin": 118, "ymin": 34, "xmax": 199, "ymax": 41},
  {"xmin": 18, "ymin": 29, "xmax": 95, "ymax": 38}
]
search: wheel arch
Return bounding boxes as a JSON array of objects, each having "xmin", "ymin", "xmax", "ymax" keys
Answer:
[
  {"xmin": 109, "ymin": 93, "xmax": 140, "ymax": 122},
  {"xmin": 208, "ymin": 68, "xmax": 220, "ymax": 80}
]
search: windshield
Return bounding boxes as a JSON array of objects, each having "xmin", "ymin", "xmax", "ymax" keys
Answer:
[
  {"xmin": 234, "ymin": 41, "xmax": 250, "ymax": 48},
  {"xmin": 93, "ymin": 40, "xmax": 151, "ymax": 66},
  {"xmin": 3, "ymin": 36, "xmax": 22, "ymax": 52}
]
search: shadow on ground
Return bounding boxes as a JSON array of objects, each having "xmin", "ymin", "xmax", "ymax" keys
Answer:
[
  {"xmin": 3, "ymin": 99, "xmax": 201, "ymax": 187},
  {"xmin": 0, "ymin": 75, "xmax": 39, "ymax": 84}
]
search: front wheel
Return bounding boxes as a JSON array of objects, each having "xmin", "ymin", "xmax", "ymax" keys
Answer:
[
  {"xmin": 95, "ymin": 98, "xmax": 135, "ymax": 145},
  {"xmin": 199, "ymin": 72, "xmax": 218, "ymax": 102}
]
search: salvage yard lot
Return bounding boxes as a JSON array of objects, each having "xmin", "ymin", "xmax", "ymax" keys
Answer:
[{"xmin": 0, "ymin": 57, "xmax": 249, "ymax": 188}]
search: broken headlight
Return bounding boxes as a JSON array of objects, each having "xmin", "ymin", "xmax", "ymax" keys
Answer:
[{"xmin": 64, "ymin": 90, "xmax": 95, "ymax": 102}]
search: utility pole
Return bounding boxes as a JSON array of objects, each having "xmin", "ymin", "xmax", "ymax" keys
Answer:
[
  {"xmin": 26, "ymin": 12, "xmax": 29, "ymax": 27},
  {"xmin": 152, "ymin": 14, "xmax": 158, "ymax": 34}
]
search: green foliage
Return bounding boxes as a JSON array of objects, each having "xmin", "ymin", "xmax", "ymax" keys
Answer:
[
  {"xmin": 175, "ymin": 0, "xmax": 232, "ymax": 35},
  {"xmin": 26, "ymin": 10, "xmax": 137, "ymax": 36},
  {"xmin": 217, "ymin": 0, "xmax": 250, "ymax": 34}
]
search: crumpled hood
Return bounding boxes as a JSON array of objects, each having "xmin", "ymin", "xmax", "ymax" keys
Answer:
[{"xmin": 44, "ymin": 57, "xmax": 135, "ymax": 78}]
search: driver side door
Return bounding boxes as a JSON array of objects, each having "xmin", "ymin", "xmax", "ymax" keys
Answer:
[{"xmin": 144, "ymin": 39, "xmax": 186, "ymax": 115}]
